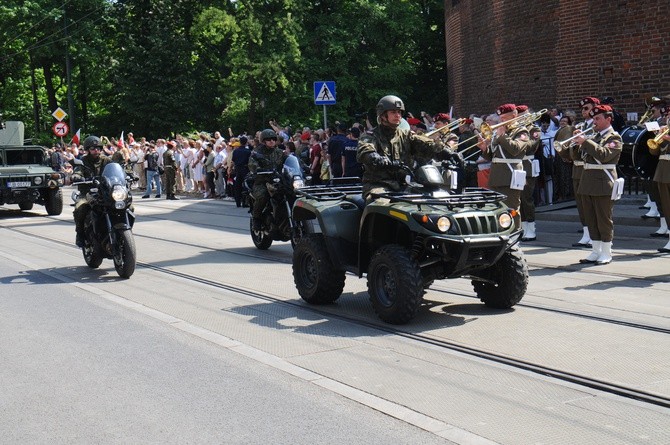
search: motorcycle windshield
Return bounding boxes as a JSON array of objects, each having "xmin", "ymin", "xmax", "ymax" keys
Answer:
[
  {"xmin": 102, "ymin": 162, "xmax": 127, "ymax": 188},
  {"xmin": 283, "ymin": 155, "xmax": 304, "ymax": 179}
]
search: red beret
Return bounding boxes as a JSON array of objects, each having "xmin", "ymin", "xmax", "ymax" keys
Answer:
[
  {"xmin": 496, "ymin": 103, "xmax": 516, "ymax": 115},
  {"xmin": 516, "ymin": 105, "xmax": 529, "ymax": 113},
  {"xmin": 300, "ymin": 132, "xmax": 310, "ymax": 141},
  {"xmin": 580, "ymin": 97, "xmax": 600, "ymax": 107},
  {"xmin": 589, "ymin": 104, "xmax": 613, "ymax": 118},
  {"xmin": 433, "ymin": 113, "xmax": 451, "ymax": 123},
  {"xmin": 463, "ymin": 118, "xmax": 474, "ymax": 125},
  {"xmin": 166, "ymin": 140, "xmax": 176, "ymax": 148},
  {"xmin": 407, "ymin": 117, "xmax": 421, "ymax": 125}
]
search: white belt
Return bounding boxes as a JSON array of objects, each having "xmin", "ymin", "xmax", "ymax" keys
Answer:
[
  {"xmin": 573, "ymin": 161, "xmax": 584, "ymax": 167},
  {"xmin": 659, "ymin": 154, "xmax": 670, "ymax": 161},
  {"xmin": 492, "ymin": 158, "xmax": 522, "ymax": 164},
  {"xmin": 583, "ymin": 163, "xmax": 617, "ymax": 170},
  {"xmin": 523, "ymin": 156, "xmax": 535, "ymax": 161}
]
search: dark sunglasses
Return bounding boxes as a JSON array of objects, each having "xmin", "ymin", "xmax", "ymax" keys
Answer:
[
  {"xmin": 89, "ymin": 146, "xmax": 101, "ymax": 151},
  {"xmin": 264, "ymin": 137, "xmax": 278, "ymax": 142}
]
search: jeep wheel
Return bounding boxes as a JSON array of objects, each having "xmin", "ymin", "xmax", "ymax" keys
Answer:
[
  {"xmin": 472, "ymin": 246, "xmax": 528, "ymax": 308},
  {"xmin": 293, "ymin": 234, "xmax": 345, "ymax": 304},
  {"xmin": 290, "ymin": 219, "xmax": 314, "ymax": 248},
  {"xmin": 18, "ymin": 201, "xmax": 33, "ymax": 211},
  {"xmin": 368, "ymin": 245, "xmax": 423, "ymax": 324},
  {"xmin": 250, "ymin": 217, "xmax": 273, "ymax": 250},
  {"xmin": 45, "ymin": 189, "xmax": 63, "ymax": 215}
]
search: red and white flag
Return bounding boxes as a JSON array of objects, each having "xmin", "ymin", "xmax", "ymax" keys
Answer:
[
  {"xmin": 118, "ymin": 131, "xmax": 125, "ymax": 148},
  {"xmin": 71, "ymin": 128, "xmax": 81, "ymax": 145}
]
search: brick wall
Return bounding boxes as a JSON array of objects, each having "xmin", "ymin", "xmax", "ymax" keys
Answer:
[{"xmin": 445, "ymin": 0, "xmax": 670, "ymax": 119}]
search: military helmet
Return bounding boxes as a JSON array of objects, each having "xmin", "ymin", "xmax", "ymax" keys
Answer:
[
  {"xmin": 260, "ymin": 129, "xmax": 278, "ymax": 141},
  {"xmin": 83, "ymin": 135, "xmax": 103, "ymax": 150},
  {"xmin": 376, "ymin": 95, "xmax": 405, "ymax": 117}
]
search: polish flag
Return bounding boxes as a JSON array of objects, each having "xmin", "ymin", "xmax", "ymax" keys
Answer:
[
  {"xmin": 71, "ymin": 128, "xmax": 81, "ymax": 145},
  {"xmin": 118, "ymin": 131, "xmax": 125, "ymax": 148}
]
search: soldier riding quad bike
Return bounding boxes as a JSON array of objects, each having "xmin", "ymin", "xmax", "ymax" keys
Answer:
[{"xmin": 291, "ymin": 163, "xmax": 529, "ymax": 324}]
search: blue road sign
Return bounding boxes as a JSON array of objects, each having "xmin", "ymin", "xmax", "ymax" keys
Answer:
[{"xmin": 314, "ymin": 81, "xmax": 336, "ymax": 105}]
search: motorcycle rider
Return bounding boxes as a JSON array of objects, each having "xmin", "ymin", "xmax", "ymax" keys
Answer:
[
  {"xmin": 71, "ymin": 135, "xmax": 112, "ymax": 247},
  {"xmin": 248, "ymin": 129, "xmax": 288, "ymax": 231},
  {"xmin": 356, "ymin": 95, "xmax": 460, "ymax": 201}
]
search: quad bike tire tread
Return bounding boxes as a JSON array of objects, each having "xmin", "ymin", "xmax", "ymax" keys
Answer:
[{"xmin": 293, "ymin": 234, "xmax": 345, "ymax": 304}]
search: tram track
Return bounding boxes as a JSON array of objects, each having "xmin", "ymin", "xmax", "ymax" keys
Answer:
[
  {"xmin": 2, "ymin": 223, "xmax": 670, "ymax": 410},
  {"xmin": 4, "ymin": 217, "xmax": 669, "ymax": 335}
]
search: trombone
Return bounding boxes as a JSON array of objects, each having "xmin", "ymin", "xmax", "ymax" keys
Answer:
[
  {"xmin": 457, "ymin": 108, "xmax": 548, "ymax": 153},
  {"xmin": 424, "ymin": 118, "xmax": 465, "ymax": 138},
  {"xmin": 553, "ymin": 127, "xmax": 596, "ymax": 152}
]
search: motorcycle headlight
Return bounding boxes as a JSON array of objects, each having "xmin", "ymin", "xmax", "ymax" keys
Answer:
[
  {"xmin": 498, "ymin": 212, "xmax": 513, "ymax": 229},
  {"xmin": 293, "ymin": 178, "xmax": 304, "ymax": 189},
  {"xmin": 111, "ymin": 185, "xmax": 128, "ymax": 201},
  {"xmin": 34, "ymin": 176, "xmax": 43, "ymax": 185}
]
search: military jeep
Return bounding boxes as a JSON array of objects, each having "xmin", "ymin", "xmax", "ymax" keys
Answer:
[
  {"xmin": 291, "ymin": 164, "xmax": 529, "ymax": 324},
  {"xmin": 0, "ymin": 145, "xmax": 64, "ymax": 215}
]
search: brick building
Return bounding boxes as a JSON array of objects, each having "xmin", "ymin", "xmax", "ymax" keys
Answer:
[{"xmin": 445, "ymin": 0, "xmax": 670, "ymax": 119}]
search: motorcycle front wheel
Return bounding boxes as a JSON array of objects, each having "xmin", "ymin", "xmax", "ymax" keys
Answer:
[{"xmin": 113, "ymin": 229, "xmax": 137, "ymax": 278}]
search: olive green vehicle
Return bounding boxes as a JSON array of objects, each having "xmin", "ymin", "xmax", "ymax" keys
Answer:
[
  {"xmin": 0, "ymin": 145, "xmax": 64, "ymax": 215},
  {"xmin": 291, "ymin": 164, "xmax": 529, "ymax": 324}
]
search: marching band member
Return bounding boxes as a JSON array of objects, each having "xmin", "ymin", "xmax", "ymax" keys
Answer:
[
  {"xmin": 649, "ymin": 99, "xmax": 669, "ymax": 236},
  {"xmin": 517, "ymin": 105, "xmax": 541, "ymax": 241},
  {"xmin": 651, "ymin": 105, "xmax": 670, "ymax": 253},
  {"xmin": 477, "ymin": 103, "xmax": 532, "ymax": 230},
  {"xmin": 571, "ymin": 97, "xmax": 600, "ymax": 248},
  {"xmin": 575, "ymin": 105, "xmax": 622, "ymax": 265}
]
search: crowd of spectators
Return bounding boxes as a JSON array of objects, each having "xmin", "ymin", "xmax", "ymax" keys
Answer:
[{"xmin": 45, "ymin": 103, "xmax": 592, "ymax": 206}]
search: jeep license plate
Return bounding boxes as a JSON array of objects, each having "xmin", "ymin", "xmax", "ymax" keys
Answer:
[{"xmin": 8, "ymin": 181, "xmax": 31, "ymax": 188}]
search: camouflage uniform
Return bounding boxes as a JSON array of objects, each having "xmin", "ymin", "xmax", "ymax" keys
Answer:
[
  {"xmin": 356, "ymin": 125, "xmax": 450, "ymax": 200},
  {"xmin": 248, "ymin": 143, "xmax": 288, "ymax": 219},
  {"xmin": 163, "ymin": 147, "xmax": 178, "ymax": 198},
  {"xmin": 73, "ymin": 153, "xmax": 112, "ymax": 236}
]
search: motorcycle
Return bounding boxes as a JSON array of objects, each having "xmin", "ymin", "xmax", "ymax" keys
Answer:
[
  {"xmin": 244, "ymin": 154, "xmax": 312, "ymax": 250},
  {"xmin": 72, "ymin": 161, "xmax": 137, "ymax": 278}
]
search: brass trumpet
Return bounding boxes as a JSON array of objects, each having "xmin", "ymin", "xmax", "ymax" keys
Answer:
[
  {"xmin": 424, "ymin": 118, "xmax": 465, "ymax": 138},
  {"xmin": 478, "ymin": 109, "xmax": 548, "ymax": 140},
  {"xmin": 647, "ymin": 127, "xmax": 669, "ymax": 150},
  {"xmin": 553, "ymin": 127, "xmax": 596, "ymax": 152}
]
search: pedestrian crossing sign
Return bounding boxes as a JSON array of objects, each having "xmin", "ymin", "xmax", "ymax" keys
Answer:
[{"xmin": 314, "ymin": 81, "xmax": 336, "ymax": 105}]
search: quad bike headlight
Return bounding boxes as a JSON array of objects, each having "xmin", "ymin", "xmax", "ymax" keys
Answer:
[
  {"xmin": 498, "ymin": 212, "xmax": 513, "ymax": 229},
  {"xmin": 33, "ymin": 176, "xmax": 43, "ymax": 185},
  {"xmin": 436, "ymin": 216, "xmax": 451, "ymax": 233},
  {"xmin": 111, "ymin": 185, "xmax": 128, "ymax": 202}
]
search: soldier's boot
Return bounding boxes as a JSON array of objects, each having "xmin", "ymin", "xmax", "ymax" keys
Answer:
[
  {"xmin": 522, "ymin": 221, "xmax": 536, "ymax": 241},
  {"xmin": 573, "ymin": 226, "xmax": 592, "ymax": 248},
  {"xmin": 596, "ymin": 241, "xmax": 613, "ymax": 265},
  {"xmin": 658, "ymin": 234, "xmax": 670, "ymax": 253},
  {"xmin": 652, "ymin": 218, "xmax": 668, "ymax": 236},
  {"xmin": 643, "ymin": 201, "xmax": 659, "ymax": 218},
  {"xmin": 520, "ymin": 221, "xmax": 528, "ymax": 240},
  {"xmin": 579, "ymin": 240, "xmax": 601, "ymax": 264}
]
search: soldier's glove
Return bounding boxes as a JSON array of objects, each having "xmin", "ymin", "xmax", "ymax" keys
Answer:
[
  {"xmin": 71, "ymin": 174, "xmax": 83, "ymax": 183},
  {"xmin": 368, "ymin": 152, "xmax": 392, "ymax": 168}
]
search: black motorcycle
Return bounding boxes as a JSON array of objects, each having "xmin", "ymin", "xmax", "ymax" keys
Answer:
[
  {"xmin": 72, "ymin": 161, "xmax": 137, "ymax": 278},
  {"xmin": 245, "ymin": 154, "xmax": 312, "ymax": 250}
]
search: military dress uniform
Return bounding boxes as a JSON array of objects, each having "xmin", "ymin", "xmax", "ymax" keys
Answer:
[
  {"xmin": 652, "ymin": 118, "xmax": 670, "ymax": 252},
  {"xmin": 357, "ymin": 125, "xmax": 452, "ymax": 200},
  {"xmin": 520, "ymin": 122, "xmax": 541, "ymax": 240},
  {"xmin": 577, "ymin": 121, "xmax": 622, "ymax": 265},
  {"xmin": 570, "ymin": 119, "xmax": 594, "ymax": 247},
  {"xmin": 163, "ymin": 142, "xmax": 179, "ymax": 200},
  {"xmin": 481, "ymin": 125, "xmax": 532, "ymax": 230}
]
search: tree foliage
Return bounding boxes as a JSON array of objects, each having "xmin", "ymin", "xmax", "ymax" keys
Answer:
[{"xmin": 0, "ymin": 0, "xmax": 448, "ymax": 142}]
